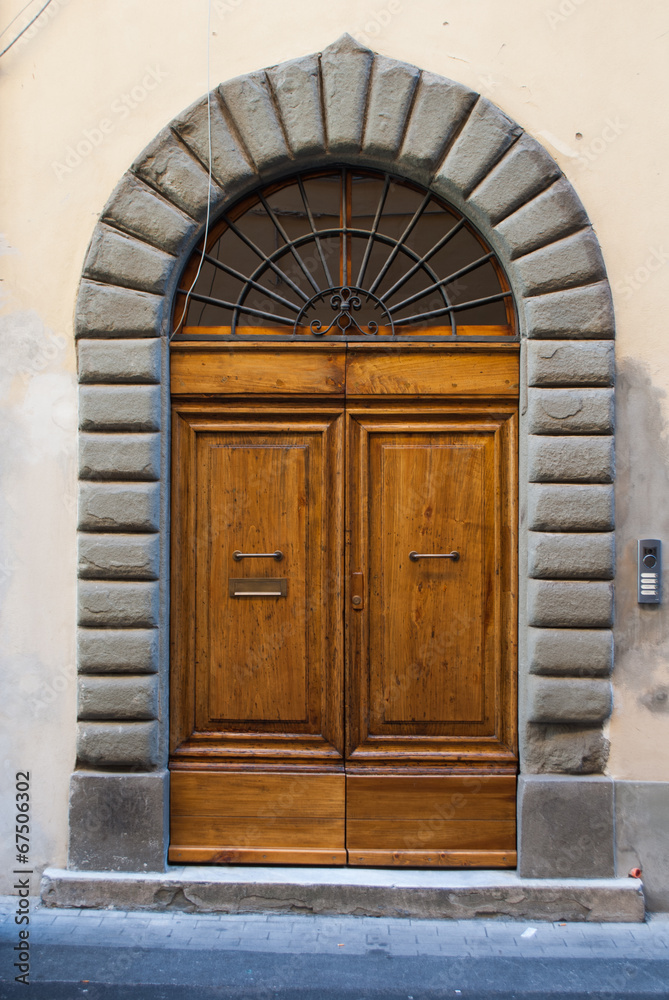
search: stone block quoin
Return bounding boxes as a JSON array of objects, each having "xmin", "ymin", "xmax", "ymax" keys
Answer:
[{"xmin": 73, "ymin": 33, "xmax": 615, "ymax": 781}]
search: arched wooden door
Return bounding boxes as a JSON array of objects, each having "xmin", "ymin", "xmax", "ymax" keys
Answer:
[{"xmin": 168, "ymin": 170, "xmax": 519, "ymax": 867}]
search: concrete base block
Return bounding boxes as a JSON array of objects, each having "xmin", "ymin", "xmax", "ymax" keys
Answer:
[
  {"xmin": 518, "ymin": 775, "xmax": 615, "ymax": 878},
  {"xmin": 41, "ymin": 866, "xmax": 644, "ymax": 922},
  {"xmin": 616, "ymin": 780, "xmax": 669, "ymax": 912},
  {"xmin": 68, "ymin": 771, "xmax": 168, "ymax": 872}
]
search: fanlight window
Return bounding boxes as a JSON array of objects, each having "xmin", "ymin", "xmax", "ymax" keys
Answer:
[{"xmin": 173, "ymin": 167, "xmax": 515, "ymax": 341}]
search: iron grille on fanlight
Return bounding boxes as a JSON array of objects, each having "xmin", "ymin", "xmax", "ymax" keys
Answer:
[{"xmin": 172, "ymin": 167, "xmax": 516, "ymax": 341}]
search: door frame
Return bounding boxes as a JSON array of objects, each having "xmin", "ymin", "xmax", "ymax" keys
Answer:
[{"xmin": 70, "ymin": 36, "xmax": 616, "ymax": 877}]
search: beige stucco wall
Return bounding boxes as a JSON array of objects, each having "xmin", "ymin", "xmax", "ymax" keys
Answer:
[{"xmin": 1, "ymin": 0, "xmax": 668, "ymax": 889}]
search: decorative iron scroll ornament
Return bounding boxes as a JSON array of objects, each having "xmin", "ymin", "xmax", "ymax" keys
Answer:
[
  {"xmin": 296, "ymin": 286, "xmax": 394, "ymax": 336},
  {"xmin": 174, "ymin": 167, "xmax": 515, "ymax": 340}
]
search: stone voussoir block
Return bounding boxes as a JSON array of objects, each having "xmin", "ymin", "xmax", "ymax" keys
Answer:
[
  {"xmin": 527, "ymin": 340, "xmax": 614, "ymax": 387},
  {"xmin": 133, "ymin": 126, "xmax": 225, "ymax": 222},
  {"xmin": 78, "ymin": 482, "xmax": 161, "ymax": 533},
  {"xmin": 102, "ymin": 173, "xmax": 195, "ymax": 256},
  {"xmin": 172, "ymin": 92, "xmax": 256, "ymax": 199},
  {"xmin": 528, "ymin": 484, "xmax": 614, "ymax": 532},
  {"xmin": 78, "ymin": 581, "xmax": 160, "ymax": 628},
  {"xmin": 67, "ymin": 770, "xmax": 168, "ymax": 872},
  {"xmin": 78, "ymin": 628, "xmax": 159, "ymax": 673},
  {"xmin": 76, "ymin": 281, "xmax": 164, "ymax": 339},
  {"xmin": 514, "ymin": 228, "xmax": 606, "ymax": 298},
  {"xmin": 76, "ymin": 721, "xmax": 161, "ymax": 769},
  {"xmin": 468, "ymin": 132, "xmax": 562, "ymax": 226},
  {"xmin": 494, "ymin": 177, "xmax": 590, "ymax": 260},
  {"xmin": 527, "ymin": 388, "xmax": 614, "ymax": 435},
  {"xmin": 398, "ymin": 70, "xmax": 477, "ymax": 182},
  {"xmin": 78, "ymin": 533, "xmax": 160, "ymax": 580},
  {"xmin": 83, "ymin": 225, "xmax": 175, "ymax": 296},
  {"xmin": 78, "ymin": 675, "xmax": 159, "ymax": 721},
  {"xmin": 528, "ymin": 579, "xmax": 613, "ymax": 628},
  {"xmin": 79, "ymin": 385, "xmax": 161, "ymax": 432},
  {"xmin": 518, "ymin": 775, "xmax": 615, "ymax": 877},
  {"xmin": 220, "ymin": 70, "xmax": 291, "ymax": 174},
  {"xmin": 527, "ymin": 676, "xmax": 613, "ymax": 724},
  {"xmin": 528, "ymin": 627, "xmax": 613, "ymax": 676},
  {"xmin": 524, "ymin": 281, "xmax": 615, "ymax": 339},
  {"xmin": 79, "ymin": 432, "xmax": 161, "ymax": 481},
  {"xmin": 362, "ymin": 55, "xmax": 419, "ymax": 163},
  {"xmin": 321, "ymin": 34, "xmax": 374, "ymax": 155},
  {"xmin": 524, "ymin": 723, "xmax": 610, "ymax": 775},
  {"xmin": 528, "ymin": 435, "xmax": 614, "ymax": 483},
  {"xmin": 78, "ymin": 339, "xmax": 162, "ymax": 384},
  {"xmin": 433, "ymin": 97, "xmax": 522, "ymax": 202},
  {"xmin": 268, "ymin": 54, "xmax": 325, "ymax": 160},
  {"xmin": 528, "ymin": 532, "xmax": 614, "ymax": 580}
]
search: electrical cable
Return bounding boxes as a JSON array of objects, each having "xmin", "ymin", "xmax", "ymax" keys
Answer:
[
  {"xmin": 171, "ymin": 0, "xmax": 214, "ymax": 338},
  {"xmin": 0, "ymin": 0, "xmax": 40, "ymax": 38},
  {"xmin": 0, "ymin": 0, "xmax": 55, "ymax": 58}
]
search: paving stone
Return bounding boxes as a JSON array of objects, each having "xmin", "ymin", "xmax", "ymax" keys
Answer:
[
  {"xmin": 79, "ymin": 385, "xmax": 161, "ymax": 431},
  {"xmin": 220, "ymin": 70, "xmax": 290, "ymax": 174},
  {"xmin": 434, "ymin": 97, "xmax": 522, "ymax": 201},
  {"xmin": 528, "ymin": 531, "xmax": 614, "ymax": 579},
  {"xmin": 515, "ymin": 228, "xmax": 606, "ymax": 297},
  {"xmin": 78, "ymin": 533, "xmax": 160, "ymax": 581},
  {"xmin": 133, "ymin": 126, "xmax": 226, "ymax": 222},
  {"xmin": 76, "ymin": 280, "xmax": 164, "ymax": 339},
  {"xmin": 79, "ymin": 432, "xmax": 161, "ymax": 481},
  {"xmin": 78, "ymin": 339, "xmax": 162, "ymax": 384},
  {"xmin": 362, "ymin": 55, "xmax": 419, "ymax": 163},
  {"xmin": 78, "ymin": 581, "xmax": 160, "ymax": 628},
  {"xmin": 268, "ymin": 54, "xmax": 325, "ymax": 160},
  {"xmin": 83, "ymin": 224, "xmax": 175, "ymax": 295},
  {"xmin": 398, "ymin": 70, "xmax": 477, "ymax": 181},
  {"xmin": 528, "ymin": 435, "xmax": 614, "ymax": 483},
  {"xmin": 494, "ymin": 177, "xmax": 590, "ymax": 259},
  {"xmin": 527, "ymin": 340, "xmax": 615, "ymax": 387},
  {"xmin": 77, "ymin": 674, "xmax": 158, "ymax": 721},
  {"xmin": 172, "ymin": 92, "xmax": 256, "ymax": 200},
  {"xmin": 528, "ymin": 580, "xmax": 614, "ymax": 628},
  {"xmin": 321, "ymin": 34, "xmax": 373, "ymax": 154},
  {"xmin": 102, "ymin": 173, "xmax": 195, "ymax": 255},
  {"xmin": 528, "ymin": 627, "xmax": 614, "ymax": 677},
  {"xmin": 528, "ymin": 484, "xmax": 614, "ymax": 531},
  {"xmin": 527, "ymin": 677, "xmax": 612, "ymax": 723},
  {"xmin": 78, "ymin": 482, "xmax": 161, "ymax": 532}
]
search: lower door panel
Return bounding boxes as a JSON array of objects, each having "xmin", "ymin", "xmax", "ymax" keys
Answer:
[
  {"xmin": 169, "ymin": 771, "xmax": 346, "ymax": 865},
  {"xmin": 345, "ymin": 774, "xmax": 517, "ymax": 867}
]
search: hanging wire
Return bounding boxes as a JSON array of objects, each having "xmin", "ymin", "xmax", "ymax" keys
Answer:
[
  {"xmin": 0, "ymin": 0, "xmax": 55, "ymax": 58},
  {"xmin": 171, "ymin": 0, "xmax": 214, "ymax": 338}
]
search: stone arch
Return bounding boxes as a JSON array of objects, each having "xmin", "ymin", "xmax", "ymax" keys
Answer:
[{"xmin": 72, "ymin": 34, "xmax": 615, "ymax": 874}]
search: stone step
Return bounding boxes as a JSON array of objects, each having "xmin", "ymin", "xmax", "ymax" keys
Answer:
[{"xmin": 41, "ymin": 867, "xmax": 645, "ymax": 922}]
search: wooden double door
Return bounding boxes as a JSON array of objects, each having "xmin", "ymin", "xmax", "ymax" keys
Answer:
[{"xmin": 169, "ymin": 343, "xmax": 518, "ymax": 867}]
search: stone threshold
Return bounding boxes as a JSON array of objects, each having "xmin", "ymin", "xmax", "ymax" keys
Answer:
[{"xmin": 41, "ymin": 867, "xmax": 645, "ymax": 922}]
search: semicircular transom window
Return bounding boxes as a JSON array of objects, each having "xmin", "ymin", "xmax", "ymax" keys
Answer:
[{"xmin": 173, "ymin": 167, "xmax": 516, "ymax": 340}]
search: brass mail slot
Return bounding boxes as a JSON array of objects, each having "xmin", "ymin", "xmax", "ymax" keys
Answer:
[{"xmin": 229, "ymin": 578, "xmax": 288, "ymax": 598}]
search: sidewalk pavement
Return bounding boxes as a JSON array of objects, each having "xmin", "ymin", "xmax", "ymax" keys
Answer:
[{"xmin": 1, "ymin": 896, "xmax": 668, "ymax": 999}]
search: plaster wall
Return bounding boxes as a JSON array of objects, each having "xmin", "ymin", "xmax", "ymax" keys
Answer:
[{"xmin": 0, "ymin": 0, "xmax": 667, "ymax": 892}]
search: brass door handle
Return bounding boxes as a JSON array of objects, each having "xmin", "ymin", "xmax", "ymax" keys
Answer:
[
  {"xmin": 233, "ymin": 550, "xmax": 284, "ymax": 562},
  {"xmin": 409, "ymin": 550, "xmax": 459, "ymax": 562}
]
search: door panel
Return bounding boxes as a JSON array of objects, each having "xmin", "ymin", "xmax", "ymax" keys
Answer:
[
  {"xmin": 346, "ymin": 345, "xmax": 519, "ymax": 397},
  {"xmin": 346, "ymin": 405, "xmax": 517, "ymax": 764},
  {"xmin": 170, "ymin": 404, "xmax": 344, "ymax": 761}
]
